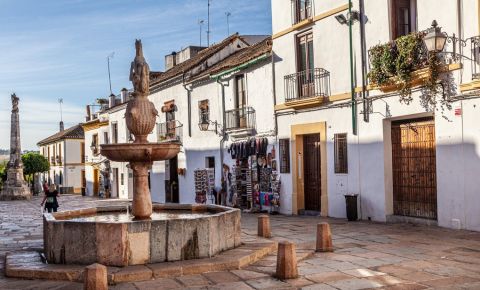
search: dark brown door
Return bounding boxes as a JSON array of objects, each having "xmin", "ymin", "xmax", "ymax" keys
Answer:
[
  {"xmin": 166, "ymin": 156, "xmax": 179, "ymax": 203},
  {"xmin": 303, "ymin": 134, "xmax": 321, "ymax": 211},
  {"xmin": 392, "ymin": 118, "xmax": 437, "ymax": 219}
]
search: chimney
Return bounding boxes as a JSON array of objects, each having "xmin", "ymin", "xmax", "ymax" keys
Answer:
[
  {"xmin": 121, "ymin": 88, "xmax": 129, "ymax": 103},
  {"xmin": 86, "ymin": 105, "xmax": 91, "ymax": 122},
  {"xmin": 165, "ymin": 51, "xmax": 177, "ymax": 70},
  {"xmin": 109, "ymin": 93, "xmax": 116, "ymax": 108},
  {"xmin": 59, "ymin": 121, "xmax": 64, "ymax": 132}
]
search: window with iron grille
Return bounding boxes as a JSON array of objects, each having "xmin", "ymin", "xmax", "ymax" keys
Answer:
[
  {"xmin": 279, "ymin": 139, "xmax": 290, "ymax": 173},
  {"xmin": 334, "ymin": 133, "xmax": 348, "ymax": 174}
]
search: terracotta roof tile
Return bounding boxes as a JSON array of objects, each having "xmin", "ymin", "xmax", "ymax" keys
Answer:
[
  {"xmin": 37, "ymin": 124, "xmax": 84, "ymax": 146},
  {"xmin": 192, "ymin": 37, "xmax": 272, "ymax": 81},
  {"xmin": 150, "ymin": 33, "xmax": 242, "ymax": 85}
]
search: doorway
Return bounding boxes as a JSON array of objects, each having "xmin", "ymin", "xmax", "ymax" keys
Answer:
[
  {"xmin": 391, "ymin": 117, "xmax": 437, "ymax": 219},
  {"xmin": 165, "ymin": 156, "xmax": 179, "ymax": 203},
  {"xmin": 93, "ymin": 169, "xmax": 99, "ymax": 196},
  {"xmin": 303, "ymin": 133, "xmax": 321, "ymax": 211},
  {"xmin": 112, "ymin": 168, "xmax": 119, "ymax": 198}
]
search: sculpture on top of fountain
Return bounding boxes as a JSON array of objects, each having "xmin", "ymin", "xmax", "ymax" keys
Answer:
[
  {"xmin": 125, "ymin": 39, "xmax": 158, "ymax": 144},
  {"xmin": 130, "ymin": 39, "xmax": 150, "ymax": 96}
]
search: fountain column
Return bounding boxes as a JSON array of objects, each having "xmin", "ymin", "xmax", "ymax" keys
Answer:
[{"xmin": 130, "ymin": 161, "xmax": 153, "ymax": 219}]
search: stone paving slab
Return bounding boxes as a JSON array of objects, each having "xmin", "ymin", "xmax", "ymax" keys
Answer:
[{"xmin": 2, "ymin": 196, "xmax": 480, "ymax": 289}]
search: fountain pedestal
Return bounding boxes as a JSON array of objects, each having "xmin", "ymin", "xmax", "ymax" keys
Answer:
[{"xmin": 131, "ymin": 162, "xmax": 152, "ymax": 219}]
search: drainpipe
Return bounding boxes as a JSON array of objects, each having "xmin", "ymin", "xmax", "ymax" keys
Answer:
[
  {"xmin": 349, "ymin": 0, "xmax": 357, "ymax": 135},
  {"xmin": 359, "ymin": 0, "xmax": 369, "ymax": 123},
  {"xmin": 271, "ymin": 51, "xmax": 278, "ymax": 136},
  {"xmin": 182, "ymin": 73, "xmax": 192, "ymax": 137},
  {"xmin": 216, "ymin": 78, "xmax": 228, "ymax": 188}
]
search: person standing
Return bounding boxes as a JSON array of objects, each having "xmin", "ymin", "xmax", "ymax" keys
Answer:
[{"xmin": 41, "ymin": 184, "xmax": 60, "ymax": 213}]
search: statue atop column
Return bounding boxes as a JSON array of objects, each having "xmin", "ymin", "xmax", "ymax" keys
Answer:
[{"xmin": 0, "ymin": 93, "xmax": 31, "ymax": 200}]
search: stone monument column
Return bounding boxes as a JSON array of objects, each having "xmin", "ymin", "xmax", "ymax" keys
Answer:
[{"xmin": 0, "ymin": 94, "xmax": 31, "ymax": 200}]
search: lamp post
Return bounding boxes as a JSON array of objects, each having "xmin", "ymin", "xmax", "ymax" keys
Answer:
[{"xmin": 423, "ymin": 20, "xmax": 448, "ymax": 53}]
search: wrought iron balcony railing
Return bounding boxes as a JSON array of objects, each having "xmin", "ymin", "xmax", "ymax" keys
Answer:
[
  {"xmin": 157, "ymin": 120, "xmax": 183, "ymax": 143},
  {"xmin": 284, "ymin": 68, "xmax": 330, "ymax": 102},
  {"xmin": 50, "ymin": 157, "xmax": 56, "ymax": 165},
  {"xmin": 470, "ymin": 36, "xmax": 480, "ymax": 80},
  {"xmin": 225, "ymin": 106, "xmax": 256, "ymax": 131}
]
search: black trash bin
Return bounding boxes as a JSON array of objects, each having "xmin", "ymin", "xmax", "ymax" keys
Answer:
[{"xmin": 344, "ymin": 194, "xmax": 358, "ymax": 221}]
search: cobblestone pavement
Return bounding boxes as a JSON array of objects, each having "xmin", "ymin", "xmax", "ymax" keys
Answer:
[{"xmin": 1, "ymin": 196, "xmax": 480, "ymax": 289}]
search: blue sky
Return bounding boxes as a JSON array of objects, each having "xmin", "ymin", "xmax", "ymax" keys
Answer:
[{"xmin": 0, "ymin": 0, "xmax": 272, "ymax": 150}]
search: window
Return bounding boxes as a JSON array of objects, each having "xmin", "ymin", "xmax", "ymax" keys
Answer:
[
  {"xmin": 103, "ymin": 132, "xmax": 109, "ymax": 145},
  {"xmin": 297, "ymin": 32, "xmax": 314, "ymax": 98},
  {"xmin": 334, "ymin": 133, "xmax": 348, "ymax": 174},
  {"xmin": 391, "ymin": 0, "xmax": 417, "ymax": 39},
  {"xmin": 234, "ymin": 75, "xmax": 247, "ymax": 128},
  {"xmin": 297, "ymin": 33, "xmax": 314, "ymax": 73},
  {"xmin": 293, "ymin": 0, "xmax": 312, "ymax": 24},
  {"xmin": 234, "ymin": 75, "xmax": 246, "ymax": 110},
  {"xmin": 206, "ymin": 156, "xmax": 215, "ymax": 168},
  {"xmin": 80, "ymin": 142, "xmax": 85, "ymax": 162},
  {"xmin": 199, "ymin": 99, "xmax": 209, "ymax": 125},
  {"xmin": 111, "ymin": 123, "xmax": 118, "ymax": 144},
  {"xmin": 120, "ymin": 173, "xmax": 124, "ymax": 186},
  {"xmin": 279, "ymin": 139, "xmax": 290, "ymax": 173},
  {"xmin": 92, "ymin": 134, "xmax": 99, "ymax": 155}
]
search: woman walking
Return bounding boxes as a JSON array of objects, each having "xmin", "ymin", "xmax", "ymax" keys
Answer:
[{"xmin": 41, "ymin": 184, "xmax": 60, "ymax": 213}]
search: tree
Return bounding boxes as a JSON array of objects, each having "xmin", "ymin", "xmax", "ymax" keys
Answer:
[
  {"xmin": 0, "ymin": 161, "xmax": 7, "ymax": 188},
  {"xmin": 22, "ymin": 153, "xmax": 50, "ymax": 192}
]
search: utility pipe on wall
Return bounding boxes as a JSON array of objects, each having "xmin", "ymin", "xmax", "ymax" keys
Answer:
[{"xmin": 348, "ymin": 0, "xmax": 357, "ymax": 135}]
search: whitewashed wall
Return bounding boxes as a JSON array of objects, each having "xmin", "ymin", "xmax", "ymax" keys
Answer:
[{"xmin": 272, "ymin": 0, "xmax": 480, "ymax": 230}]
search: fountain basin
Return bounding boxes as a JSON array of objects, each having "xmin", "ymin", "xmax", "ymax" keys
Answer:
[
  {"xmin": 43, "ymin": 204, "xmax": 241, "ymax": 267},
  {"xmin": 100, "ymin": 143, "xmax": 180, "ymax": 162}
]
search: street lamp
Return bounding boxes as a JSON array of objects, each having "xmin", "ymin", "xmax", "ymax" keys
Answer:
[
  {"xmin": 199, "ymin": 118, "xmax": 210, "ymax": 131},
  {"xmin": 423, "ymin": 20, "xmax": 448, "ymax": 53}
]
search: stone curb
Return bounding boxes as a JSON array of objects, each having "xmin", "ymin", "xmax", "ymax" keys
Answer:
[{"xmin": 4, "ymin": 239, "xmax": 277, "ymax": 284}]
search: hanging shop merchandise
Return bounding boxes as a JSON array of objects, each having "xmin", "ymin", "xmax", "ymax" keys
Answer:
[
  {"xmin": 194, "ymin": 168, "xmax": 215, "ymax": 204},
  {"xmin": 227, "ymin": 137, "xmax": 280, "ymax": 213}
]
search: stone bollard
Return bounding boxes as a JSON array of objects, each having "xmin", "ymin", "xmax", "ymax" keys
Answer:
[
  {"xmin": 257, "ymin": 215, "xmax": 271, "ymax": 238},
  {"xmin": 316, "ymin": 222, "xmax": 333, "ymax": 252},
  {"xmin": 276, "ymin": 241, "xmax": 298, "ymax": 280},
  {"xmin": 84, "ymin": 263, "xmax": 108, "ymax": 290}
]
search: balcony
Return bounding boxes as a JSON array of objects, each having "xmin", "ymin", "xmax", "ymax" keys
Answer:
[
  {"xmin": 284, "ymin": 68, "xmax": 330, "ymax": 104},
  {"xmin": 56, "ymin": 156, "xmax": 62, "ymax": 166},
  {"xmin": 157, "ymin": 120, "xmax": 183, "ymax": 143},
  {"xmin": 50, "ymin": 157, "xmax": 56, "ymax": 165},
  {"xmin": 225, "ymin": 107, "xmax": 256, "ymax": 137}
]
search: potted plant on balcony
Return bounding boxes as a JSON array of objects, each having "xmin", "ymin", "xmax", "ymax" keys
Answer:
[{"xmin": 368, "ymin": 32, "xmax": 442, "ymax": 105}]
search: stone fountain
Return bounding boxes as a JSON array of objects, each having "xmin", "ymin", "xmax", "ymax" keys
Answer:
[
  {"xmin": 42, "ymin": 40, "xmax": 241, "ymax": 267},
  {"xmin": 101, "ymin": 39, "xmax": 178, "ymax": 220}
]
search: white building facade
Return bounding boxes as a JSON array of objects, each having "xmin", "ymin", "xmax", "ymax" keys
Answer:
[
  {"xmin": 37, "ymin": 124, "xmax": 85, "ymax": 194},
  {"xmin": 148, "ymin": 35, "xmax": 278, "ymax": 208},
  {"xmin": 271, "ymin": 0, "xmax": 480, "ymax": 231}
]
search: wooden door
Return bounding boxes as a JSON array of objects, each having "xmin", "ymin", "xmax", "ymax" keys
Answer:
[
  {"xmin": 166, "ymin": 156, "xmax": 179, "ymax": 203},
  {"xmin": 303, "ymin": 134, "xmax": 321, "ymax": 211},
  {"xmin": 93, "ymin": 169, "xmax": 99, "ymax": 196},
  {"xmin": 113, "ymin": 168, "xmax": 119, "ymax": 198},
  {"xmin": 392, "ymin": 118, "xmax": 437, "ymax": 219}
]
